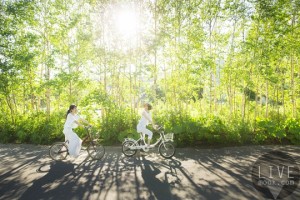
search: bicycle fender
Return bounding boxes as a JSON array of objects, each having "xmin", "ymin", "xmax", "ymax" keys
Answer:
[{"xmin": 123, "ymin": 138, "xmax": 137, "ymax": 144}]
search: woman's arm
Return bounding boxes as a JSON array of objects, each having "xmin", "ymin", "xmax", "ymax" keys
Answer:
[
  {"xmin": 70, "ymin": 115, "xmax": 84, "ymax": 127},
  {"xmin": 77, "ymin": 115, "xmax": 90, "ymax": 125},
  {"xmin": 142, "ymin": 111, "xmax": 156, "ymax": 127},
  {"xmin": 142, "ymin": 111, "xmax": 152, "ymax": 123},
  {"xmin": 80, "ymin": 118, "xmax": 90, "ymax": 125},
  {"xmin": 74, "ymin": 120, "xmax": 84, "ymax": 127}
]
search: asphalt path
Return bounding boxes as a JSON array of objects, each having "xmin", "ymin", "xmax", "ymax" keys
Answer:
[{"xmin": 0, "ymin": 144, "xmax": 299, "ymax": 200}]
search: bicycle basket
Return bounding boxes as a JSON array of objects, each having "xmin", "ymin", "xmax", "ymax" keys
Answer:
[{"xmin": 164, "ymin": 133, "xmax": 174, "ymax": 141}]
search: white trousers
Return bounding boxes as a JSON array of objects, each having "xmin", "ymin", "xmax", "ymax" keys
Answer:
[
  {"xmin": 137, "ymin": 125, "xmax": 153, "ymax": 139},
  {"xmin": 63, "ymin": 128, "xmax": 82, "ymax": 157}
]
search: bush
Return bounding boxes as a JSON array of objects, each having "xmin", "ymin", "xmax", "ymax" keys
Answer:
[
  {"xmin": 0, "ymin": 124, "xmax": 17, "ymax": 143},
  {"xmin": 1, "ymin": 105, "xmax": 300, "ymax": 147},
  {"xmin": 0, "ymin": 111, "xmax": 65, "ymax": 145},
  {"xmin": 284, "ymin": 118, "xmax": 300, "ymax": 145},
  {"xmin": 99, "ymin": 106, "xmax": 138, "ymax": 145},
  {"xmin": 254, "ymin": 117, "xmax": 286, "ymax": 144}
]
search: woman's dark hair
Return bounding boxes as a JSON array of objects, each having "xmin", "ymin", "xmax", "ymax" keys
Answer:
[
  {"xmin": 66, "ymin": 104, "xmax": 77, "ymax": 118},
  {"xmin": 145, "ymin": 103, "xmax": 152, "ymax": 110}
]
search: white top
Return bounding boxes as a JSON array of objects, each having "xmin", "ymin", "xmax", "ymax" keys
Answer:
[
  {"xmin": 137, "ymin": 110, "xmax": 152, "ymax": 128},
  {"xmin": 64, "ymin": 113, "xmax": 81, "ymax": 129}
]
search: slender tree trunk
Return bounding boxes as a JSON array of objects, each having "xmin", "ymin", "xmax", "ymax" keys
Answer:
[
  {"xmin": 265, "ymin": 80, "xmax": 268, "ymax": 118},
  {"xmin": 5, "ymin": 96, "xmax": 14, "ymax": 124},
  {"xmin": 233, "ymin": 75, "xmax": 237, "ymax": 114},
  {"xmin": 227, "ymin": 75, "xmax": 232, "ymax": 115},
  {"xmin": 46, "ymin": 55, "xmax": 51, "ymax": 116},
  {"xmin": 254, "ymin": 75, "xmax": 259, "ymax": 127},
  {"xmin": 43, "ymin": 1, "xmax": 51, "ymax": 117},
  {"xmin": 242, "ymin": 81, "xmax": 246, "ymax": 121},
  {"xmin": 23, "ymin": 84, "xmax": 26, "ymax": 115},
  {"xmin": 282, "ymin": 81, "xmax": 285, "ymax": 116},
  {"xmin": 153, "ymin": 0, "xmax": 157, "ymax": 101},
  {"xmin": 276, "ymin": 85, "xmax": 279, "ymax": 120},
  {"xmin": 209, "ymin": 18, "xmax": 212, "ymax": 114},
  {"xmin": 129, "ymin": 50, "xmax": 133, "ymax": 117},
  {"xmin": 29, "ymin": 67, "xmax": 35, "ymax": 111},
  {"xmin": 291, "ymin": 10, "xmax": 296, "ymax": 117},
  {"xmin": 138, "ymin": 3, "xmax": 142, "ymax": 109}
]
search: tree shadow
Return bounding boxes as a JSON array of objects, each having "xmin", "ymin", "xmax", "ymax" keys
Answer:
[
  {"xmin": 19, "ymin": 161, "xmax": 76, "ymax": 200},
  {"xmin": 173, "ymin": 145, "xmax": 300, "ymax": 199},
  {"xmin": 1, "ymin": 145, "xmax": 300, "ymax": 200},
  {"xmin": 139, "ymin": 157, "xmax": 173, "ymax": 200},
  {"xmin": 0, "ymin": 146, "xmax": 46, "ymax": 199}
]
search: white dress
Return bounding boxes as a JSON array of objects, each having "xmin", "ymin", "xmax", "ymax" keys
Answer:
[
  {"xmin": 63, "ymin": 113, "xmax": 82, "ymax": 157},
  {"xmin": 137, "ymin": 110, "xmax": 153, "ymax": 139}
]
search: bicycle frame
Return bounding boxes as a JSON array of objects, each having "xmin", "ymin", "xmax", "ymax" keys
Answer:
[
  {"xmin": 124, "ymin": 128, "xmax": 172, "ymax": 150},
  {"xmin": 82, "ymin": 127, "xmax": 99, "ymax": 146},
  {"xmin": 59, "ymin": 128, "xmax": 96, "ymax": 153},
  {"xmin": 50, "ymin": 126, "xmax": 105, "ymax": 161}
]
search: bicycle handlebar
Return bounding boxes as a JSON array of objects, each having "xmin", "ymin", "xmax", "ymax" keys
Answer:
[{"xmin": 154, "ymin": 124, "xmax": 163, "ymax": 130}]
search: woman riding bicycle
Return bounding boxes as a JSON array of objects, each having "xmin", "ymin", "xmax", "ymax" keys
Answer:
[
  {"xmin": 63, "ymin": 104, "xmax": 90, "ymax": 157},
  {"xmin": 137, "ymin": 103, "xmax": 156, "ymax": 147}
]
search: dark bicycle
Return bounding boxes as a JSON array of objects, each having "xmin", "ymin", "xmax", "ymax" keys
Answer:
[{"xmin": 49, "ymin": 126, "xmax": 105, "ymax": 160}]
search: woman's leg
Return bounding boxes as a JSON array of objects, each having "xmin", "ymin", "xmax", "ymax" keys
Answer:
[
  {"xmin": 142, "ymin": 128, "xmax": 153, "ymax": 146},
  {"xmin": 64, "ymin": 129, "xmax": 82, "ymax": 157}
]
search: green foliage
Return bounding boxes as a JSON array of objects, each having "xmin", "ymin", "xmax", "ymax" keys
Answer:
[
  {"xmin": 154, "ymin": 106, "xmax": 300, "ymax": 146},
  {"xmin": 284, "ymin": 118, "xmax": 300, "ymax": 145},
  {"xmin": 1, "ymin": 106, "xmax": 300, "ymax": 146},
  {"xmin": 0, "ymin": 112, "xmax": 65, "ymax": 145},
  {"xmin": 155, "ymin": 108, "xmax": 242, "ymax": 147},
  {"xmin": 100, "ymin": 106, "xmax": 138, "ymax": 145},
  {"xmin": 254, "ymin": 118, "xmax": 284, "ymax": 144},
  {"xmin": 1, "ymin": 0, "xmax": 300, "ymax": 147},
  {"xmin": 0, "ymin": 124, "xmax": 17, "ymax": 143}
]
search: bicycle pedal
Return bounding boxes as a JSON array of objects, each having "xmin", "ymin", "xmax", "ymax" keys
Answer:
[{"xmin": 142, "ymin": 147, "xmax": 149, "ymax": 152}]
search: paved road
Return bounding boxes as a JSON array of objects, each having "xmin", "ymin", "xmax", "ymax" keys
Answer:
[{"xmin": 0, "ymin": 144, "xmax": 299, "ymax": 200}]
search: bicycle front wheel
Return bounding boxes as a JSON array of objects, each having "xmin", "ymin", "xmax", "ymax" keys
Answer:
[
  {"xmin": 49, "ymin": 143, "xmax": 68, "ymax": 160},
  {"xmin": 87, "ymin": 143, "xmax": 105, "ymax": 160},
  {"xmin": 159, "ymin": 141, "xmax": 175, "ymax": 159}
]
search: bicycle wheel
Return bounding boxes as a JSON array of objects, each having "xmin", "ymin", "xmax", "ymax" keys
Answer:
[
  {"xmin": 87, "ymin": 143, "xmax": 105, "ymax": 160},
  {"xmin": 159, "ymin": 141, "xmax": 175, "ymax": 159},
  {"xmin": 122, "ymin": 140, "xmax": 137, "ymax": 157},
  {"xmin": 49, "ymin": 142, "xmax": 68, "ymax": 160}
]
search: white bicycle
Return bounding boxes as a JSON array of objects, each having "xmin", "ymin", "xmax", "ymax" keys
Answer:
[{"xmin": 122, "ymin": 125, "xmax": 175, "ymax": 159}]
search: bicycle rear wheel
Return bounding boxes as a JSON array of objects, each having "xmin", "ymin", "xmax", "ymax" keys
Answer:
[
  {"xmin": 87, "ymin": 143, "xmax": 105, "ymax": 160},
  {"xmin": 49, "ymin": 143, "xmax": 68, "ymax": 160},
  {"xmin": 122, "ymin": 140, "xmax": 137, "ymax": 157},
  {"xmin": 159, "ymin": 141, "xmax": 175, "ymax": 159}
]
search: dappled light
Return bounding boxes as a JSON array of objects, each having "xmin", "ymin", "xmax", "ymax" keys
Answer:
[{"xmin": 1, "ymin": 144, "xmax": 300, "ymax": 199}]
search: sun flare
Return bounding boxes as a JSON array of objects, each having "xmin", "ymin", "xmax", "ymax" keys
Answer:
[{"xmin": 115, "ymin": 7, "xmax": 138, "ymax": 38}]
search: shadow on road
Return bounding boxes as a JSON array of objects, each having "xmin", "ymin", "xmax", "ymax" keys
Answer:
[
  {"xmin": 140, "ymin": 157, "xmax": 173, "ymax": 200},
  {"xmin": 1, "ymin": 145, "xmax": 300, "ymax": 200},
  {"xmin": 19, "ymin": 161, "xmax": 76, "ymax": 200}
]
